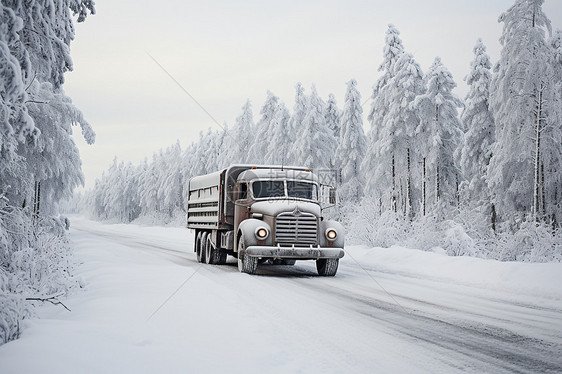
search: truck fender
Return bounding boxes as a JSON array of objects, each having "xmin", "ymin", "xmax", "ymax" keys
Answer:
[
  {"xmin": 319, "ymin": 220, "xmax": 345, "ymax": 248},
  {"xmin": 237, "ymin": 219, "xmax": 273, "ymax": 251}
]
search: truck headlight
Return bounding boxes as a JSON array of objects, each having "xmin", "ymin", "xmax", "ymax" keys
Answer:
[
  {"xmin": 255, "ymin": 227, "xmax": 269, "ymax": 240},
  {"xmin": 325, "ymin": 228, "xmax": 338, "ymax": 241}
]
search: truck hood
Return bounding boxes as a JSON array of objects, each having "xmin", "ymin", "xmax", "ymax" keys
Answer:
[{"xmin": 251, "ymin": 200, "xmax": 321, "ymax": 217}]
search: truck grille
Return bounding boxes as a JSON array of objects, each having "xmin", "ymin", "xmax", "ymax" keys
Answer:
[{"xmin": 275, "ymin": 212, "xmax": 318, "ymax": 246}]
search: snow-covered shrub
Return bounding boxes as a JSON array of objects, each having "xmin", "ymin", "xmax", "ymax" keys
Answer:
[
  {"xmin": 0, "ymin": 203, "xmax": 79, "ymax": 346},
  {"xmin": 439, "ymin": 220, "xmax": 477, "ymax": 257},
  {"xmin": 346, "ymin": 201, "xmax": 408, "ymax": 247},
  {"xmin": 0, "ymin": 291, "xmax": 25, "ymax": 345},
  {"xmin": 494, "ymin": 220, "xmax": 562, "ymax": 263}
]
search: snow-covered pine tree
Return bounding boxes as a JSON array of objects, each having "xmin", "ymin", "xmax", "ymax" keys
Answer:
[
  {"xmin": 414, "ymin": 57, "xmax": 463, "ymax": 218},
  {"xmin": 290, "ymin": 85, "xmax": 336, "ymax": 170},
  {"xmin": 248, "ymin": 91, "xmax": 280, "ymax": 164},
  {"xmin": 363, "ymin": 24, "xmax": 405, "ymax": 206},
  {"xmin": 215, "ymin": 123, "xmax": 232, "ymax": 170},
  {"xmin": 386, "ymin": 52, "xmax": 426, "ymax": 218},
  {"xmin": 458, "ymin": 39, "xmax": 496, "ymax": 226},
  {"xmin": 264, "ymin": 101, "xmax": 291, "ymax": 165},
  {"xmin": 488, "ymin": 0, "xmax": 560, "ymax": 226},
  {"xmin": 324, "ymin": 93, "xmax": 341, "ymax": 138},
  {"xmin": 227, "ymin": 100, "xmax": 254, "ymax": 164},
  {"xmin": 335, "ymin": 79, "xmax": 366, "ymax": 203},
  {"xmin": 160, "ymin": 141, "xmax": 184, "ymax": 217},
  {"xmin": 287, "ymin": 82, "xmax": 307, "ymax": 148}
]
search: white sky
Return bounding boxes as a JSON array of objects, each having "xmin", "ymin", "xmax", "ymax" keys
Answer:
[{"xmin": 64, "ymin": 0, "xmax": 562, "ymax": 189}]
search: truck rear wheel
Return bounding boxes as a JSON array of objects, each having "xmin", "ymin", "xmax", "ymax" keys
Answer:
[
  {"xmin": 196, "ymin": 232, "xmax": 203, "ymax": 263},
  {"xmin": 217, "ymin": 251, "xmax": 228, "ymax": 265},
  {"xmin": 198, "ymin": 232, "xmax": 207, "ymax": 263},
  {"xmin": 237, "ymin": 235, "xmax": 258, "ymax": 274},
  {"xmin": 205, "ymin": 235, "xmax": 215, "ymax": 264},
  {"xmin": 316, "ymin": 258, "xmax": 339, "ymax": 276}
]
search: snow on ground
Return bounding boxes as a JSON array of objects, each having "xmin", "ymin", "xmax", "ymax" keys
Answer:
[{"xmin": 1, "ymin": 217, "xmax": 561, "ymax": 373}]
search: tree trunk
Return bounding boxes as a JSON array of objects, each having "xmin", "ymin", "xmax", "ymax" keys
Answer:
[
  {"xmin": 491, "ymin": 203, "xmax": 496, "ymax": 232},
  {"xmin": 533, "ymin": 86, "xmax": 544, "ymax": 223},
  {"xmin": 33, "ymin": 181, "xmax": 41, "ymax": 219},
  {"xmin": 436, "ymin": 165, "xmax": 440, "ymax": 203},
  {"xmin": 407, "ymin": 148, "xmax": 412, "ymax": 220},
  {"xmin": 391, "ymin": 154, "xmax": 396, "ymax": 213},
  {"xmin": 541, "ymin": 161, "xmax": 546, "ymax": 221},
  {"xmin": 422, "ymin": 157, "xmax": 426, "ymax": 216}
]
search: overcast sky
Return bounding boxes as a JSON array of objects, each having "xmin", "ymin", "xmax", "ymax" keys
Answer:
[{"xmin": 64, "ymin": 0, "xmax": 562, "ymax": 189}]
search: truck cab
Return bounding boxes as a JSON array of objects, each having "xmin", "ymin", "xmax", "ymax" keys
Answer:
[{"xmin": 187, "ymin": 165, "xmax": 344, "ymax": 276}]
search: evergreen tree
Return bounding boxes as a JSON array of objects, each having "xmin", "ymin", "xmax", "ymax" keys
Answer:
[
  {"xmin": 290, "ymin": 86, "xmax": 336, "ymax": 170},
  {"xmin": 459, "ymin": 39, "xmax": 495, "ymax": 221},
  {"xmin": 488, "ymin": 0, "xmax": 559, "ymax": 225},
  {"xmin": 386, "ymin": 52, "xmax": 425, "ymax": 218},
  {"xmin": 414, "ymin": 57, "xmax": 463, "ymax": 218},
  {"xmin": 227, "ymin": 100, "xmax": 254, "ymax": 164},
  {"xmin": 287, "ymin": 82, "xmax": 307, "ymax": 145},
  {"xmin": 324, "ymin": 93, "xmax": 341, "ymax": 138},
  {"xmin": 363, "ymin": 24, "xmax": 405, "ymax": 201},
  {"xmin": 264, "ymin": 102, "xmax": 291, "ymax": 165},
  {"xmin": 249, "ymin": 91, "xmax": 279, "ymax": 164},
  {"xmin": 335, "ymin": 79, "xmax": 366, "ymax": 203}
]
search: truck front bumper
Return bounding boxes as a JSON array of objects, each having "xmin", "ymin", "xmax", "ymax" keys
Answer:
[{"xmin": 245, "ymin": 245, "xmax": 344, "ymax": 260}]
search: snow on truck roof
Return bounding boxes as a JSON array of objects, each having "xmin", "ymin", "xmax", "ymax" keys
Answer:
[
  {"xmin": 189, "ymin": 165, "xmax": 316, "ymax": 191},
  {"xmin": 237, "ymin": 168, "xmax": 317, "ymax": 183}
]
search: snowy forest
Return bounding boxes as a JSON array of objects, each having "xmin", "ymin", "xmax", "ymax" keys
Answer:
[
  {"xmin": 0, "ymin": 1, "xmax": 95, "ymax": 344},
  {"xmin": 2, "ymin": 0, "xmax": 562, "ymax": 347},
  {"xmin": 76, "ymin": 0, "xmax": 562, "ymax": 262}
]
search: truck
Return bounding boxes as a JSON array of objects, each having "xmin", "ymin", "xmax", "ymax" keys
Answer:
[{"xmin": 186, "ymin": 165, "xmax": 345, "ymax": 276}]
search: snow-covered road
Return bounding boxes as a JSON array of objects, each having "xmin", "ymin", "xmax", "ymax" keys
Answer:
[{"xmin": 2, "ymin": 217, "xmax": 561, "ymax": 373}]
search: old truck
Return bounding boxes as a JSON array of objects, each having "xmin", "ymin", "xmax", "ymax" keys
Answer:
[{"xmin": 186, "ymin": 165, "xmax": 345, "ymax": 276}]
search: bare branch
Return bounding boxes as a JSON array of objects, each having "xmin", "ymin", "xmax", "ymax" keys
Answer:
[{"xmin": 26, "ymin": 296, "xmax": 71, "ymax": 312}]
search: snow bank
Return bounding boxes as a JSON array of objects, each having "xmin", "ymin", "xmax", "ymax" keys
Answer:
[{"xmin": 346, "ymin": 245, "xmax": 562, "ymax": 299}]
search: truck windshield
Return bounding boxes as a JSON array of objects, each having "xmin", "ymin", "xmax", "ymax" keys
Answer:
[
  {"xmin": 252, "ymin": 181, "xmax": 285, "ymax": 199},
  {"xmin": 287, "ymin": 181, "xmax": 317, "ymax": 200},
  {"xmin": 251, "ymin": 180, "xmax": 318, "ymax": 200}
]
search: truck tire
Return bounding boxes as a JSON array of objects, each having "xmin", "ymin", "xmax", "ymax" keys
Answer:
[
  {"xmin": 316, "ymin": 258, "xmax": 339, "ymax": 276},
  {"xmin": 205, "ymin": 235, "xmax": 215, "ymax": 264},
  {"xmin": 217, "ymin": 250, "xmax": 228, "ymax": 265},
  {"xmin": 237, "ymin": 235, "xmax": 258, "ymax": 274},
  {"xmin": 196, "ymin": 232, "xmax": 204, "ymax": 263},
  {"xmin": 199, "ymin": 232, "xmax": 208, "ymax": 263}
]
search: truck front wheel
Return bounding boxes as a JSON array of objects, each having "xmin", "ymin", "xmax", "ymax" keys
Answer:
[
  {"xmin": 316, "ymin": 258, "xmax": 339, "ymax": 276},
  {"xmin": 237, "ymin": 235, "xmax": 258, "ymax": 274}
]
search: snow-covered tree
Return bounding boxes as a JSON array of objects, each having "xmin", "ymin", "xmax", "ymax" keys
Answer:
[
  {"xmin": 264, "ymin": 102, "xmax": 291, "ymax": 165},
  {"xmin": 290, "ymin": 85, "xmax": 336, "ymax": 170},
  {"xmin": 458, "ymin": 39, "xmax": 495, "ymax": 223},
  {"xmin": 488, "ymin": 0, "xmax": 560, "ymax": 226},
  {"xmin": 335, "ymin": 79, "xmax": 366, "ymax": 203},
  {"xmin": 386, "ymin": 52, "xmax": 426, "ymax": 218},
  {"xmin": 227, "ymin": 100, "xmax": 254, "ymax": 164},
  {"xmin": 249, "ymin": 91, "xmax": 279, "ymax": 164},
  {"xmin": 324, "ymin": 94, "xmax": 341, "ymax": 138},
  {"xmin": 287, "ymin": 82, "xmax": 307, "ymax": 147},
  {"xmin": 414, "ymin": 57, "xmax": 463, "ymax": 218},
  {"xmin": 363, "ymin": 24, "xmax": 405, "ymax": 200}
]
